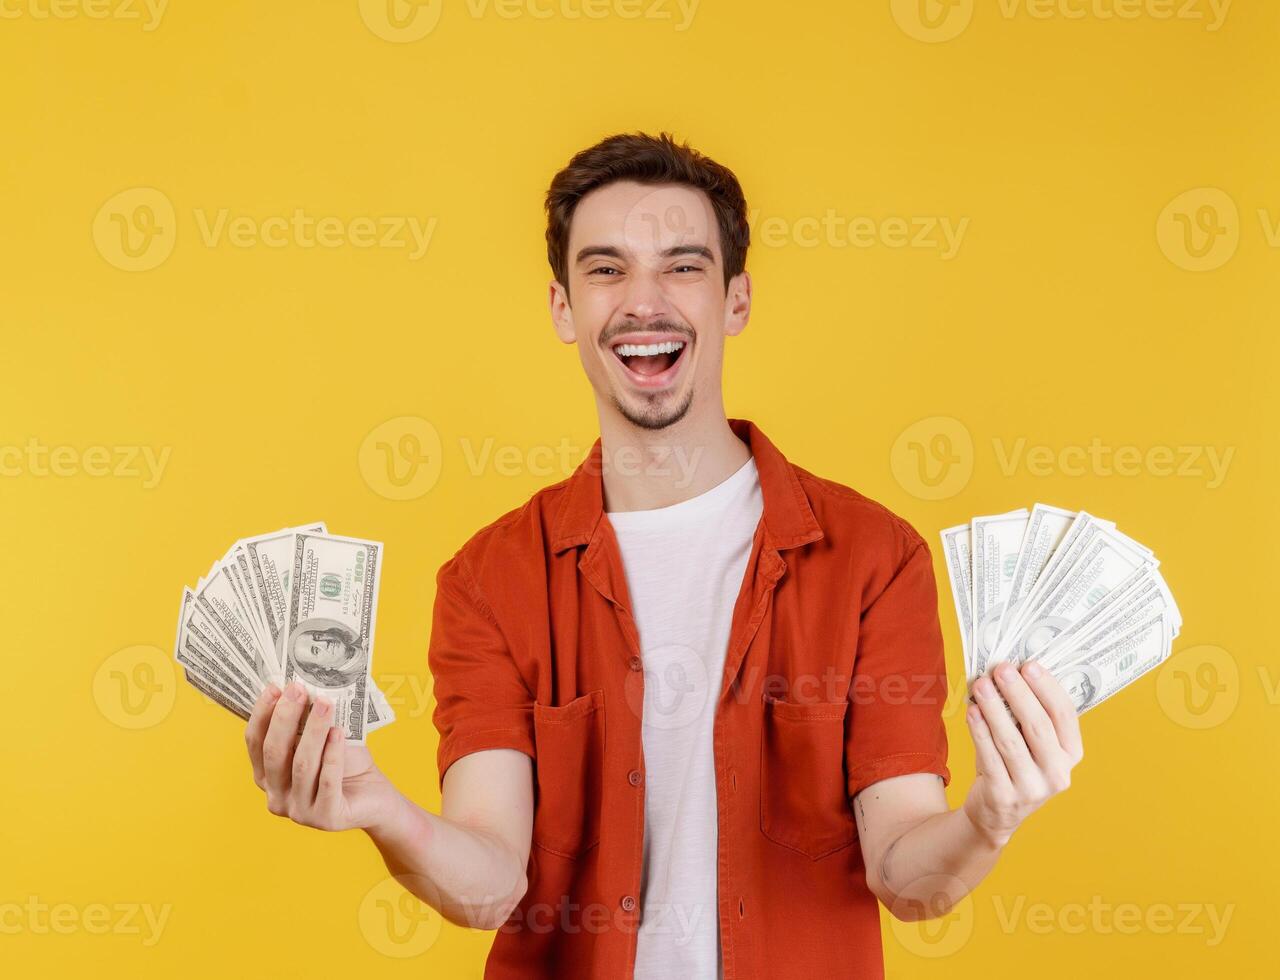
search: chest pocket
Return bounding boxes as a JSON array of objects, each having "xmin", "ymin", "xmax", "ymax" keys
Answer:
[
  {"xmin": 760, "ymin": 692, "xmax": 857, "ymax": 860},
  {"xmin": 531, "ymin": 688, "xmax": 606, "ymax": 859}
]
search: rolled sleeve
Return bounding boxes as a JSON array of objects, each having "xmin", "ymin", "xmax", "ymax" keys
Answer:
[
  {"xmin": 845, "ymin": 528, "xmax": 951, "ymax": 800},
  {"xmin": 427, "ymin": 552, "xmax": 536, "ymax": 789}
]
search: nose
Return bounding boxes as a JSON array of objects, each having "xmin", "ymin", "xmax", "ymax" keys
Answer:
[{"xmin": 617, "ymin": 262, "xmax": 672, "ymax": 322}]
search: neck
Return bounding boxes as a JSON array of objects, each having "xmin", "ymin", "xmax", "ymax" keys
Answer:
[{"xmin": 598, "ymin": 410, "xmax": 752, "ymax": 514}]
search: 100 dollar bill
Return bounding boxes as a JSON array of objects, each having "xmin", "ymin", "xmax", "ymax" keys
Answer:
[{"xmin": 282, "ymin": 531, "xmax": 383, "ymax": 743}]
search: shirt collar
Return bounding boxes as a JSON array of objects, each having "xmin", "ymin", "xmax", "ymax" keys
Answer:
[{"xmin": 550, "ymin": 417, "xmax": 823, "ymax": 554}]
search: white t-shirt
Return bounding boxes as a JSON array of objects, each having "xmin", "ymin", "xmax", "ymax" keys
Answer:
[{"xmin": 606, "ymin": 455, "xmax": 763, "ymax": 980}]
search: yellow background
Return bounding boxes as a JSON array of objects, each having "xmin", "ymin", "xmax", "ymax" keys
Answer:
[{"xmin": 2, "ymin": 0, "xmax": 1275, "ymax": 976}]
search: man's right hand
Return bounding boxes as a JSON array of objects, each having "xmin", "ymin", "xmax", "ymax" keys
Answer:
[{"xmin": 245, "ymin": 681, "xmax": 401, "ymax": 833}]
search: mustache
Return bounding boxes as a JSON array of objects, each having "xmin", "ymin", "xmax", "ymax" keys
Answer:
[{"xmin": 600, "ymin": 321, "xmax": 694, "ymax": 346}]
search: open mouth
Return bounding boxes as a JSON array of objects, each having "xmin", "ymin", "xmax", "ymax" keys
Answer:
[{"xmin": 610, "ymin": 338, "xmax": 689, "ymax": 388}]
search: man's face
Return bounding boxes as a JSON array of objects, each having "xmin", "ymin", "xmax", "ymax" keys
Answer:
[
  {"xmin": 549, "ymin": 180, "xmax": 750, "ymax": 431},
  {"xmin": 297, "ymin": 631, "xmax": 345, "ymax": 668}
]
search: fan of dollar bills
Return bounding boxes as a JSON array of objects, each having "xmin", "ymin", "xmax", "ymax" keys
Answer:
[
  {"xmin": 940, "ymin": 505, "xmax": 1181, "ymax": 715},
  {"xmin": 172, "ymin": 522, "xmax": 393, "ymax": 742}
]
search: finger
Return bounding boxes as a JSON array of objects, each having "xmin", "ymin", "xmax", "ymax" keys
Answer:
[
  {"xmin": 290, "ymin": 696, "xmax": 334, "ymax": 811},
  {"xmin": 992, "ymin": 662, "xmax": 1064, "ymax": 769},
  {"xmin": 314, "ymin": 726, "xmax": 346, "ymax": 818},
  {"xmin": 966, "ymin": 701, "xmax": 1011, "ymax": 789},
  {"xmin": 262, "ymin": 681, "xmax": 308, "ymax": 800},
  {"xmin": 1021, "ymin": 661, "xmax": 1084, "ymax": 764},
  {"xmin": 972, "ymin": 673, "xmax": 1038, "ymax": 786},
  {"xmin": 244, "ymin": 684, "xmax": 282, "ymax": 788}
]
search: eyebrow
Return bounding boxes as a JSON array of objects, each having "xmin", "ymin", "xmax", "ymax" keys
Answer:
[{"xmin": 574, "ymin": 244, "xmax": 715, "ymax": 265}]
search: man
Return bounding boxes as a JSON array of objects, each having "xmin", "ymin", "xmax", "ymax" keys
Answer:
[{"xmin": 243, "ymin": 132, "xmax": 1084, "ymax": 978}]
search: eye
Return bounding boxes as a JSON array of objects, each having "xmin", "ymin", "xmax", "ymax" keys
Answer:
[
  {"xmin": 670, "ymin": 264, "xmax": 704, "ymax": 274},
  {"xmin": 588, "ymin": 266, "xmax": 621, "ymax": 276}
]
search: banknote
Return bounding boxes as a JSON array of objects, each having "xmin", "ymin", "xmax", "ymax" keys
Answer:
[
  {"xmin": 940, "ymin": 523, "xmax": 975, "ymax": 678},
  {"xmin": 1037, "ymin": 567, "xmax": 1178, "ymax": 671},
  {"xmin": 1053, "ymin": 610, "xmax": 1174, "ymax": 714},
  {"xmin": 240, "ymin": 523, "xmax": 327, "ymax": 675},
  {"xmin": 992, "ymin": 503, "xmax": 1075, "ymax": 657},
  {"xmin": 282, "ymin": 531, "xmax": 382, "ymax": 744},
  {"xmin": 988, "ymin": 511, "xmax": 1111, "ymax": 667},
  {"xmin": 969, "ymin": 508, "xmax": 1028, "ymax": 677},
  {"xmin": 940, "ymin": 502, "xmax": 1180, "ymax": 715},
  {"xmin": 1007, "ymin": 523, "xmax": 1156, "ymax": 665},
  {"xmin": 173, "ymin": 523, "xmax": 396, "ymax": 740}
]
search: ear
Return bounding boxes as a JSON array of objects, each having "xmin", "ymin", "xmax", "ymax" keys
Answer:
[
  {"xmin": 548, "ymin": 279, "xmax": 576, "ymax": 344},
  {"xmin": 723, "ymin": 270, "xmax": 752, "ymax": 338}
]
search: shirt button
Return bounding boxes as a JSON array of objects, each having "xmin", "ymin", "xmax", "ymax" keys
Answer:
[
  {"xmin": 621, "ymin": 895, "xmax": 637, "ymax": 912},
  {"xmin": 628, "ymin": 769, "xmax": 643, "ymax": 786},
  {"xmin": 628, "ymin": 655, "xmax": 642, "ymax": 671}
]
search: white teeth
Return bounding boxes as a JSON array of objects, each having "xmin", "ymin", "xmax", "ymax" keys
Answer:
[{"xmin": 613, "ymin": 340, "xmax": 685, "ymax": 357}]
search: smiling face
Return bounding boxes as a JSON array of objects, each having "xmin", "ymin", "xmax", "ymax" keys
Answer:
[{"xmin": 549, "ymin": 180, "xmax": 751, "ymax": 432}]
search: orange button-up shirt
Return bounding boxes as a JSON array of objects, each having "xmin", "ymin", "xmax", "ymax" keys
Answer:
[{"xmin": 427, "ymin": 417, "xmax": 951, "ymax": 979}]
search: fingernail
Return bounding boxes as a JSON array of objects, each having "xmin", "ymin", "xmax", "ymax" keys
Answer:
[
  {"xmin": 287, "ymin": 682, "xmax": 306, "ymax": 703},
  {"xmin": 1023, "ymin": 660, "xmax": 1044, "ymax": 679},
  {"xmin": 265, "ymin": 684, "xmax": 281, "ymax": 700},
  {"xmin": 966, "ymin": 704, "xmax": 980, "ymax": 724},
  {"xmin": 974, "ymin": 676, "xmax": 996, "ymax": 700},
  {"xmin": 315, "ymin": 697, "xmax": 332, "ymax": 717},
  {"xmin": 996, "ymin": 662, "xmax": 1016, "ymax": 682}
]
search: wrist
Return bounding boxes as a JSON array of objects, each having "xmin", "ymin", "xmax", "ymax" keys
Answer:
[
  {"xmin": 960, "ymin": 799, "xmax": 1012, "ymax": 853},
  {"xmin": 362, "ymin": 782, "xmax": 415, "ymax": 843}
]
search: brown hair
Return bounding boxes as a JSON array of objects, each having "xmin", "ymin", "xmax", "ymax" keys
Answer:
[{"xmin": 544, "ymin": 131, "xmax": 750, "ymax": 300}]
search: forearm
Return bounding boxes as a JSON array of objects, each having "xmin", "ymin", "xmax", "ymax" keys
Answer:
[
  {"xmin": 867, "ymin": 805, "xmax": 1003, "ymax": 919},
  {"xmin": 363, "ymin": 790, "xmax": 528, "ymax": 930},
  {"xmin": 857, "ymin": 664, "xmax": 1086, "ymax": 921}
]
